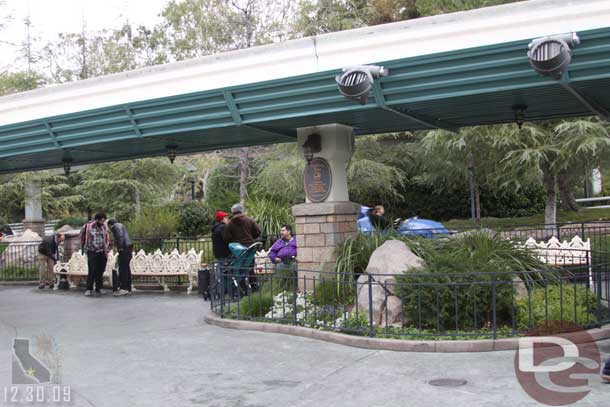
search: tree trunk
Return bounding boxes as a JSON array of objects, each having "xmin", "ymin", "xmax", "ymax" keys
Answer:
[
  {"xmin": 543, "ymin": 172, "xmax": 557, "ymax": 230},
  {"xmin": 135, "ymin": 187, "xmax": 141, "ymax": 217},
  {"xmin": 239, "ymin": 147, "xmax": 249, "ymax": 206},
  {"xmin": 474, "ymin": 182, "xmax": 481, "ymax": 221},
  {"xmin": 468, "ymin": 166, "xmax": 477, "ymax": 227},
  {"xmin": 558, "ymin": 172, "xmax": 579, "ymax": 212},
  {"xmin": 200, "ymin": 168, "xmax": 210, "ymax": 203}
]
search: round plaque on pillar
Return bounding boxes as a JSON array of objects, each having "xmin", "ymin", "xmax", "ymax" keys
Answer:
[{"xmin": 304, "ymin": 157, "xmax": 332, "ymax": 203}]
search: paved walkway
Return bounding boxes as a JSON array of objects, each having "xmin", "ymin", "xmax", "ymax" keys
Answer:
[{"xmin": 0, "ymin": 286, "xmax": 608, "ymax": 407}]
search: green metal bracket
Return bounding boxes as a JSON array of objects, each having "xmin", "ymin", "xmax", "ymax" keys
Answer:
[
  {"xmin": 560, "ymin": 71, "xmax": 610, "ymax": 121},
  {"xmin": 223, "ymin": 91, "xmax": 243, "ymax": 125},
  {"xmin": 43, "ymin": 121, "xmax": 61, "ymax": 148},
  {"xmin": 125, "ymin": 107, "xmax": 143, "ymax": 138},
  {"xmin": 372, "ymin": 81, "xmax": 386, "ymax": 106}
]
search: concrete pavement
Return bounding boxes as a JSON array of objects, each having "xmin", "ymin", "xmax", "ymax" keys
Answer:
[{"xmin": 1, "ymin": 286, "xmax": 608, "ymax": 407}]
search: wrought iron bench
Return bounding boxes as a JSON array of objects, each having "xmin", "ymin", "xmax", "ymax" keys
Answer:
[{"xmin": 53, "ymin": 248, "xmax": 202, "ymax": 294}]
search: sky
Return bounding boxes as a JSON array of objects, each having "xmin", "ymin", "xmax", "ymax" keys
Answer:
[{"xmin": 0, "ymin": 0, "xmax": 170, "ymax": 69}]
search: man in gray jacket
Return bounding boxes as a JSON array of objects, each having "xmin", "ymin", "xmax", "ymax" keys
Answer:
[{"xmin": 108, "ymin": 219, "xmax": 133, "ymax": 296}]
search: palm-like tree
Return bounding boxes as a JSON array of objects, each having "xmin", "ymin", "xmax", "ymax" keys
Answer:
[{"xmin": 498, "ymin": 118, "xmax": 610, "ymax": 228}]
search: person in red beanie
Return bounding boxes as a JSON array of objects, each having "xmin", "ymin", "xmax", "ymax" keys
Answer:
[{"xmin": 211, "ymin": 211, "xmax": 230, "ymax": 275}]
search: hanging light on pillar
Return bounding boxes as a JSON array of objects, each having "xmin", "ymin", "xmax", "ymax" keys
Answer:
[
  {"xmin": 301, "ymin": 133, "xmax": 321, "ymax": 164},
  {"xmin": 512, "ymin": 105, "xmax": 527, "ymax": 129},
  {"xmin": 166, "ymin": 144, "xmax": 178, "ymax": 164},
  {"xmin": 63, "ymin": 158, "xmax": 72, "ymax": 176}
]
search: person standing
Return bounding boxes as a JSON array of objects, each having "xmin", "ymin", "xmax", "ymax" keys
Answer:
[
  {"xmin": 37, "ymin": 232, "xmax": 65, "ymax": 289},
  {"xmin": 368, "ymin": 205, "xmax": 389, "ymax": 231},
  {"xmin": 80, "ymin": 213, "xmax": 110, "ymax": 296},
  {"xmin": 211, "ymin": 211, "xmax": 230, "ymax": 271},
  {"xmin": 222, "ymin": 204, "xmax": 261, "ymax": 247},
  {"xmin": 108, "ymin": 219, "xmax": 133, "ymax": 296},
  {"xmin": 268, "ymin": 225, "xmax": 297, "ymax": 266}
]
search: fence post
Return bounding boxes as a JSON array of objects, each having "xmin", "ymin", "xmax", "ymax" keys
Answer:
[
  {"xmin": 176, "ymin": 237, "xmax": 181, "ymax": 252},
  {"xmin": 219, "ymin": 264, "xmax": 225, "ymax": 318},
  {"xmin": 581, "ymin": 222, "xmax": 586, "ymax": 241},
  {"xmin": 368, "ymin": 274, "xmax": 374, "ymax": 337},
  {"xmin": 556, "ymin": 224, "xmax": 561, "ymax": 239},
  {"xmin": 594, "ymin": 253, "xmax": 602, "ymax": 327},
  {"xmin": 292, "ymin": 268, "xmax": 298, "ymax": 326},
  {"xmin": 492, "ymin": 272, "xmax": 497, "ymax": 340}
]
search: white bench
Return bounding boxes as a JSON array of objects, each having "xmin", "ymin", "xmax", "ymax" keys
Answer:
[
  {"xmin": 523, "ymin": 235, "xmax": 593, "ymax": 287},
  {"xmin": 523, "ymin": 236, "xmax": 591, "ymax": 266},
  {"xmin": 53, "ymin": 248, "xmax": 202, "ymax": 294},
  {"xmin": 52, "ymin": 251, "xmax": 118, "ymax": 289}
]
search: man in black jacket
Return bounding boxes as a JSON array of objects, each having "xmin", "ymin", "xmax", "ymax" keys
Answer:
[
  {"xmin": 108, "ymin": 219, "xmax": 133, "ymax": 296},
  {"xmin": 37, "ymin": 232, "xmax": 65, "ymax": 289},
  {"xmin": 212, "ymin": 211, "xmax": 230, "ymax": 271}
]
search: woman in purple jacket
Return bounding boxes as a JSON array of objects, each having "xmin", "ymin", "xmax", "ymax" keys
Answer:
[{"xmin": 268, "ymin": 225, "xmax": 297, "ymax": 265}]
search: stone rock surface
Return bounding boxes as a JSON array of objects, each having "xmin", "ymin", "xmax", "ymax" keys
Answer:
[
  {"xmin": 1, "ymin": 229, "xmax": 42, "ymax": 266},
  {"xmin": 364, "ymin": 240, "xmax": 425, "ymax": 295},
  {"xmin": 380, "ymin": 295, "xmax": 404, "ymax": 326},
  {"xmin": 513, "ymin": 277, "xmax": 529, "ymax": 300},
  {"xmin": 55, "ymin": 225, "xmax": 74, "ymax": 234},
  {"xmin": 356, "ymin": 275, "xmax": 387, "ymax": 325}
]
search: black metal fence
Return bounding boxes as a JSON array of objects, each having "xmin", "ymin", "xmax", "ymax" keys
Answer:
[
  {"xmin": 0, "ymin": 242, "xmax": 40, "ymax": 281},
  {"xmin": 210, "ymin": 250, "xmax": 610, "ymax": 339}
]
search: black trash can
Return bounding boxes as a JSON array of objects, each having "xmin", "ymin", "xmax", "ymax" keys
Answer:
[{"xmin": 198, "ymin": 267, "xmax": 210, "ymax": 300}]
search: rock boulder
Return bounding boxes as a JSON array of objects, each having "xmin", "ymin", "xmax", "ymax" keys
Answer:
[
  {"xmin": 1, "ymin": 229, "xmax": 42, "ymax": 267},
  {"xmin": 364, "ymin": 240, "xmax": 425, "ymax": 295}
]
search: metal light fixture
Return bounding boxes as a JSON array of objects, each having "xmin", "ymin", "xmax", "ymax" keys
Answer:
[
  {"xmin": 63, "ymin": 158, "xmax": 72, "ymax": 176},
  {"xmin": 512, "ymin": 105, "xmax": 527, "ymax": 129},
  {"xmin": 166, "ymin": 144, "xmax": 177, "ymax": 164},
  {"xmin": 301, "ymin": 133, "xmax": 321, "ymax": 164},
  {"xmin": 335, "ymin": 65, "xmax": 388, "ymax": 105},
  {"xmin": 527, "ymin": 33, "xmax": 579, "ymax": 79}
]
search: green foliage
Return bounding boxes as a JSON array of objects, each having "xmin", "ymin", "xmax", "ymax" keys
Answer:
[
  {"xmin": 0, "ymin": 71, "xmax": 45, "ymax": 96},
  {"xmin": 0, "ymin": 266, "xmax": 38, "ymax": 281},
  {"xmin": 416, "ymin": 0, "xmax": 521, "ymax": 16},
  {"xmin": 77, "ymin": 158, "xmax": 183, "ymax": 220},
  {"xmin": 396, "ymin": 232, "xmax": 549, "ymax": 330},
  {"xmin": 0, "ymin": 172, "xmax": 83, "ymax": 222},
  {"xmin": 55, "ymin": 216, "xmax": 88, "ymax": 229},
  {"xmin": 245, "ymin": 197, "xmax": 294, "ymax": 237},
  {"xmin": 515, "ymin": 285, "xmax": 600, "ymax": 331},
  {"xmin": 230, "ymin": 291, "xmax": 275, "ymax": 318},
  {"xmin": 126, "ymin": 206, "xmax": 180, "ymax": 238},
  {"xmin": 206, "ymin": 166, "xmax": 240, "ymax": 213},
  {"xmin": 251, "ymin": 144, "xmax": 305, "ymax": 205},
  {"xmin": 340, "ymin": 312, "xmax": 369, "ymax": 335},
  {"xmin": 177, "ymin": 202, "xmax": 213, "ymax": 237}
]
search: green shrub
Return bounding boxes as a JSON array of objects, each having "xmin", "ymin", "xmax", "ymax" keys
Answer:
[
  {"xmin": 55, "ymin": 215, "xmax": 87, "ymax": 229},
  {"xmin": 126, "ymin": 206, "xmax": 180, "ymax": 238},
  {"xmin": 177, "ymin": 202, "xmax": 213, "ymax": 237},
  {"xmin": 515, "ymin": 285, "xmax": 600, "ymax": 331},
  {"xmin": 0, "ymin": 266, "xmax": 38, "ymax": 280},
  {"xmin": 396, "ymin": 232, "xmax": 550, "ymax": 331},
  {"xmin": 235, "ymin": 292, "xmax": 275, "ymax": 318},
  {"xmin": 245, "ymin": 197, "xmax": 294, "ymax": 237}
]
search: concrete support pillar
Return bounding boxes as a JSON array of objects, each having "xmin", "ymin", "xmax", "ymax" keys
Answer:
[
  {"xmin": 292, "ymin": 124, "xmax": 359, "ymax": 288},
  {"xmin": 23, "ymin": 180, "xmax": 45, "ymax": 238}
]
